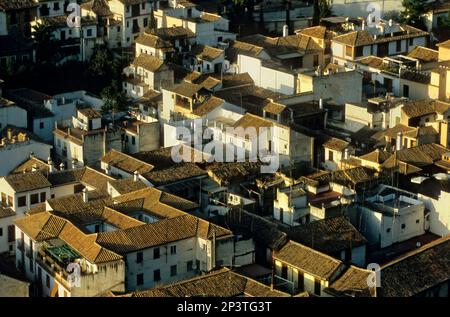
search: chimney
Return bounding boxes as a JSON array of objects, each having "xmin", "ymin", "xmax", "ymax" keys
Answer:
[
  {"xmin": 31, "ymin": 164, "xmax": 38, "ymax": 172},
  {"xmin": 283, "ymin": 24, "xmax": 289, "ymax": 37},
  {"xmin": 59, "ymin": 162, "xmax": 65, "ymax": 171},
  {"xmin": 389, "ymin": 19, "xmax": 393, "ymax": 28},
  {"xmin": 48, "ymin": 157, "xmax": 55, "ymax": 173},
  {"xmin": 134, "ymin": 171, "xmax": 139, "ymax": 182},
  {"xmin": 71, "ymin": 159, "xmax": 77, "ymax": 169},
  {"xmin": 7, "ymin": 128, "xmax": 12, "ymax": 140},
  {"xmin": 361, "ymin": 19, "xmax": 365, "ymax": 31},
  {"xmin": 319, "ymin": 98, "xmax": 323, "ymax": 109},
  {"xmin": 82, "ymin": 188, "xmax": 88, "ymax": 203},
  {"xmin": 29, "ymin": 151, "xmax": 35, "ymax": 159},
  {"xmin": 105, "ymin": 165, "xmax": 111, "ymax": 175},
  {"xmin": 396, "ymin": 132, "xmax": 403, "ymax": 151},
  {"xmin": 344, "ymin": 148, "xmax": 349, "ymax": 160}
]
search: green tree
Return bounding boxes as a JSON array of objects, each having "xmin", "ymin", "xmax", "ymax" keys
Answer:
[
  {"xmin": 400, "ymin": 0, "xmax": 429, "ymax": 30},
  {"xmin": 32, "ymin": 23, "xmax": 60, "ymax": 64},
  {"xmin": 313, "ymin": 0, "xmax": 332, "ymax": 25},
  {"xmin": 100, "ymin": 80, "xmax": 128, "ymax": 120}
]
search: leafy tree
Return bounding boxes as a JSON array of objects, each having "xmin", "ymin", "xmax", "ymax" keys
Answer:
[
  {"xmin": 100, "ymin": 80, "xmax": 128, "ymax": 119},
  {"xmin": 32, "ymin": 23, "xmax": 60, "ymax": 64},
  {"xmin": 313, "ymin": 0, "xmax": 332, "ymax": 25},
  {"xmin": 400, "ymin": 0, "xmax": 429, "ymax": 30}
]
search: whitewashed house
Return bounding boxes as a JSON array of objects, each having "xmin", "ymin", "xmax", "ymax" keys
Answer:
[
  {"xmin": 273, "ymin": 184, "xmax": 309, "ymax": 226},
  {"xmin": 0, "ymin": 97, "xmax": 27, "ymax": 131},
  {"xmin": 0, "ymin": 127, "xmax": 53, "ymax": 176},
  {"xmin": 359, "ymin": 185, "xmax": 426, "ymax": 248}
]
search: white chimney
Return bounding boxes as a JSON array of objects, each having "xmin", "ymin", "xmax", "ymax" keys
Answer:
[
  {"xmin": 59, "ymin": 162, "xmax": 65, "ymax": 171},
  {"xmin": 71, "ymin": 159, "xmax": 77, "ymax": 170},
  {"xmin": 31, "ymin": 164, "xmax": 38, "ymax": 172},
  {"xmin": 389, "ymin": 19, "xmax": 393, "ymax": 28},
  {"xmin": 105, "ymin": 165, "xmax": 111, "ymax": 175},
  {"xmin": 82, "ymin": 188, "xmax": 88, "ymax": 203},
  {"xmin": 48, "ymin": 157, "xmax": 55, "ymax": 173},
  {"xmin": 344, "ymin": 148, "xmax": 349, "ymax": 160},
  {"xmin": 283, "ymin": 25, "xmax": 289, "ymax": 37},
  {"xmin": 134, "ymin": 171, "xmax": 139, "ymax": 182},
  {"xmin": 396, "ymin": 132, "xmax": 403, "ymax": 151},
  {"xmin": 319, "ymin": 98, "xmax": 323, "ymax": 109},
  {"xmin": 29, "ymin": 151, "xmax": 35, "ymax": 159},
  {"xmin": 362, "ymin": 19, "xmax": 365, "ymax": 31}
]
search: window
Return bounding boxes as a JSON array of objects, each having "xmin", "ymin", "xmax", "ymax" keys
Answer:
[
  {"xmin": 131, "ymin": 136, "xmax": 136, "ymax": 145},
  {"xmin": 87, "ymin": 29, "xmax": 92, "ymax": 37},
  {"xmin": 136, "ymin": 252, "xmax": 143, "ymax": 263},
  {"xmin": 46, "ymin": 274, "xmax": 50, "ymax": 288},
  {"xmin": 40, "ymin": 192, "xmax": 46, "ymax": 203},
  {"xmin": 187, "ymin": 261, "xmax": 193, "ymax": 271},
  {"xmin": 126, "ymin": 6, "xmax": 130, "ymax": 13},
  {"xmin": 170, "ymin": 245, "xmax": 176, "ymax": 255},
  {"xmin": 281, "ymin": 264, "xmax": 288, "ymax": 279},
  {"xmin": 314, "ymin": 278, "xmax": 321, "ymax": 295},
  {"xmin": 153, "ymin": 269, "xmax": 161, "ymax": 281},
  {"xmin": 143, "ymin": 18, "xmax": 148, "ymax": 27},
  {"xmin": 18, "ymin": 196, "xmax": 26, "ymax": 207},
  {"xmin": 345, "ymin": 45, "xmax": 352, "ymax": 57},
  {"xmin": 297, "ymin": 271, "xmax": 304, "ymax": 292},
  {"xmin": 40, "ymin": 122, "xmax": 44, "ymax": 129},
  {"xmin": 170, "ymin": 265, "xmax": 177, "ymax": 277},
  {"xmin": 94, "ymin": 224, "xmax": 100, "ymax": 233},
  {"xmin": 328, "ymin": 150, "xmax": 334, "ymax": 162},
  {"xmin": 416, "ymin": 219, "xmax": 420, "ymax": 224},
  {"xmin": 54, "ymin": 2, "xmax": 60, "ymax": 11},
  {"xmin": 137, "ymin": 273, "xmax": 144, "ymax": 286},
  {"xmin": 386, "ymin": 228, "xmax": 391, "ymax": 233},
  {"xmin": 409, "ymin": 38, "xmax": 414, "ymax": 46},
  {"xmin": 401, "ymin": 224, "xmax": 406, "ymax": 229},
  {"xmin": 141, "ymin": 2, "xmax": 145, "ymax": 9},
  {"xmin": 153, "ymin": 247, "xmax": 160, "ymax": 259},
  {"xmin": 403, "ymin": 84, "xmax": 410, "ymax": 98},
  {"xmin": 0, "ymin": 228, "xmax": 2, "ymax": 237},
  {"xmin": 30, "ymin": 193, "xmax": 39, "ymax": 205},
  {"xmin": 313, "ymin": 54, "xmax": 319, "ymax": 67},
  {"xmin": 396, "ymin": 40, "xmax": 402, "ymax": 52}
]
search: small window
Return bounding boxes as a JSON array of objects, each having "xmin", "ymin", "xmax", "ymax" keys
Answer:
[
  {"xmin": 187, "ymin": 261, "xmax": 193, "ymax": 271},
  {"xmin": 141, "ymin": 2, "xmax": 145, "ymax": 9},
  {"xmin": 54, "ymin": 2, "xmax": 60, "ymax": 11},
  {"xmin": 18, "ymin": 196, "xmax": 27, "ymax": 207},
  {"xmin": 153, "ymin": 247, "xmax": 160, "ymax": 259},
  {"xmin": 46, "ymin": 274, "xmax": 50, "ymax": 288},
  {"xmin": 409, "ymin": 38, "xmax": 414, "ymax": 46},
  {"xmin": 136, "ymin": 273, "xmax": 144, "ymax": 285},
  {"xmin": 40, "ymin": 122, "xmax": 44, "ymax": 129},
  {"xmin": 345, "ymin": 45, "xmax": 352, "ymax": 57},
  {"xmin": 0, "ymin": 228, "xmax": 2, "ymax": 237},
  {"xmin": 401, "ymin": 224, "xmax": 406, "ymax": 229},
  {"xmin": 403, "ymin": 84, "xmax": 410, "ymax": 98},
  {"xmin": 136, "ymin": 252, "xmax": 143, "ymax": 263},
  {"xmin": 396, "ymin": 40, "xmax": 402, "ymax": 52},
  {"xmin": 87, "ymin": 29, "xmax": 92, "ymax": 37},
  {"xmin": 314, "ymin": 278, "xmax": 321, "ymax": 296},
  {"xmin": 143, "ymin": 18, "xmax": 148, "ymax": 27},
  {"xmin": 40, "ymin": 192, "xmax": 46, "ymax": 203},
  {"xmin": 313, "ymin": 54, "xmax": 319, "ymax": 67},
  {"xmin": 126, "ymin": 6, "xmax": 130, "ymax": 13},
  {"xmin": 386, "ymin": 228, "xmax": 391, "ymax": 233},
  {"xmin": 170, "ymin": 245, "xmax": 176, "ymax": 255},
  {"xmin": 170, "ymin": 265, "xmax": 177, "ymax": 277},
  {"xmin": 416, "ymin": 219, "xmax": 420, "ymax": 224},
  {"xmin": 153, "ymin": 269, "xmax": 161, "ymax": 281},
  {"xmin": 30, "ymin": 193, "xmax": 39, "ymax": 205},
  {"xmin": 132, "ymin": 136, "xmax": 136, "ymax": 145}
]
